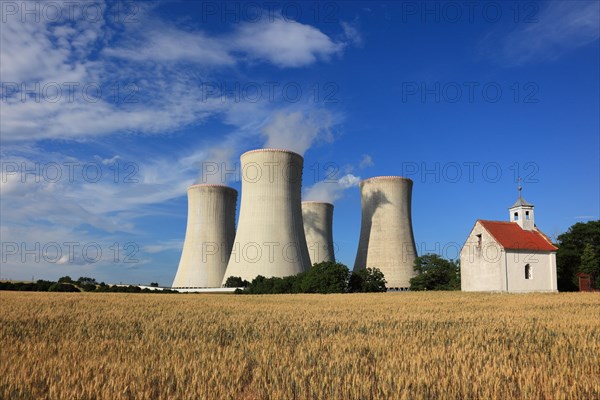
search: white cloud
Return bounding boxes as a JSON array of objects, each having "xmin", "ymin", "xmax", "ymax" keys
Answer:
[
  {"xmin": 232, "ymin": 17, "xmax": 343, "ymax": 67},
  {"xmin": 303, "ymin": 152, "xmax": 373, "ymax": 203},
  {"xmin": 261, "ymin": 109, "xmax": 335, "ymax": 155},
  {"xmin": 98, "ymin": 155, "xmax": 121, "ymax": 165},
  {"xmin": 0, "ymin": 2, "xmax": 103, "ymax": 84},
  {"xmin": 340, "ymin": 21, "xmax": 364, "ymax": 48},
  {"xmin": 359, "ymin": 154, "xmax": 374, "ymax": 169},
  {"xmin": 304, "ymin": 173, "xmax": 360, "ymax": 203},
  {"xmin": 104, "ymin": 24, "xmax": 235, "ymax": 65},
  {"xmin": 144, "ymin": 240, "xmax": 184, "ymax": 254},
  {"xmin": 106, "ymin": 14, "xmax": 346, "ymax": 68},
  {"xmin": 483, "ymin": 1, "xmax": 600, "ymax": 65},
  {"xmin": 0, "ymin": 145, "xmax": 201, "ymax": 280},
  {"xmin": 1, "ymin": 6, "xmax": 357, "ymax": 143}
]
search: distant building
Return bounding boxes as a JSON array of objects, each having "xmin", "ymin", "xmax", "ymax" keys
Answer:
[{"xmin": 460, "ymin": 193, "xmax": 558, "ymax": 292}]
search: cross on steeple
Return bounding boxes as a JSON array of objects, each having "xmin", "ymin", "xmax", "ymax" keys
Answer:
[{"xmin": 518, "ymin": 177, "xmax": 523, "ymax": 198}]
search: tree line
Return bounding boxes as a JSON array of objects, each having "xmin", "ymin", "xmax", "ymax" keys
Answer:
[
  {"xmin": 0, "ymin": 276, "xmax": 177, "ymax": 293},
  {"xmin": 225, "ymin": 262, "xmax": 388, "ymax": 294}
]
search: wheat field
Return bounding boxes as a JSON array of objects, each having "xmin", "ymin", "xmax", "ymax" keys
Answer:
[{"xmin": 0, "ymin": 291, "xmax": 598, "ymax": 399}]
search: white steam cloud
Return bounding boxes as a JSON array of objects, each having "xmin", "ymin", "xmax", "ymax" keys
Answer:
[
  {"xmin": 195, "ymin": 146, "xmax": 236, "ymax": 185},
  {"xmin": 261, "ymin": 110, "xmax": 334, "ymax": 155},
  {"xmin": 304, "ymin": 174, "xmax": 360, "ymax": 203}
]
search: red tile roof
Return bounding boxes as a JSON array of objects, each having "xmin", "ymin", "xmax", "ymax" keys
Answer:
[{"xmin": 478, "ymin": 220, "xmax": 558, "ymax": 252}]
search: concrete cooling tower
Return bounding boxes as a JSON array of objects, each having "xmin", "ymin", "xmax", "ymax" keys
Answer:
[
  {"xmin": 172, "ymin": 184, "xmax": 237, "ymax": 288},
  {"xmin": 222, "ymin": 149, "xmax": 311, "ymax": 284},
  {"xmin": 302, "ymin": 201, "xmax": 335, "ymax": 265},
  {"xmin": 353, "ymin": 176, "xmax": 418, "ymax": 290}
]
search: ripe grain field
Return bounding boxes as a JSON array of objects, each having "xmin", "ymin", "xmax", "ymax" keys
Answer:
[{"xmin": 1, "ymin": 292, "xmax": 598, "ymax": 399}]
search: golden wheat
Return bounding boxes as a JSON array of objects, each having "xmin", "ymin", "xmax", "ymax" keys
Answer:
[{"xmin": 0, "ymin": 292, "xmax": 598, "ymax": 399}]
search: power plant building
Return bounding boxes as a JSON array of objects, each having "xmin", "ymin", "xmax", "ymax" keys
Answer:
[
  {"xmin": 302, "ymin": 201, "xmax": 335, "ymax": 265},
  {"xmin": 172, "ymin": 184, "xmax": 237, "ymax": 288},
  {"xmin": 222, "ymin": 149, "xmax": 311, "ymax": 284},
  {"xmin": 354, "ymin": 176, "xmax": 418, "ymax": 290}
]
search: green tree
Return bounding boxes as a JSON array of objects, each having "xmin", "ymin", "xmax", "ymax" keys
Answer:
[
  {"xmin": 272, "ymin": 275, "xmax": 301, "ymax": 294},
  {"xmin": 224, "ymin": 276, "xmax": 250, "ymax": 288},
  {"xmin": 49, "ymin": 282, "xmax": 80, "ymax": 292},
  {"xmin": 150, "ymin": 282, "xmax": 159, "ymax": 287},
  {"xmin": 35, "ymin": 280, "xmax": 54, "ymax": 291},
  {"xmin": 238, "ymin": 262, "xmax": 391, "ymax": 294},
  {"xmin": 348, "ymin": 268, "xmax": 387, "ymax": 292},
  {"xmin": 58, "ymin": 276, "xmax": 74, "ymax": 284},
  {"xmin": 579, "ymin": 243, "xmax": 600, "ymax": 289},
  {"xmin": 409, "ymin": 254, "xmax": 460, "ymax": 291},
  {"xmin": 77, "ymin": 277, "xmax": 97, "ymax": 285},
  {"xmin": 556, "ymin": 220, "xmax": 600, "ymax": 291},
  {"xmin": 246, "ymin": 275, "xmax": 276, "ymax": 294},
  {"xmin": 300, "ymin": 262, "xmax": 349, "ymax": 294}
]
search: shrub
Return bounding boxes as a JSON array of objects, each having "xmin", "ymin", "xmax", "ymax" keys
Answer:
[
  {"xmin": 57, "ymin": 276, "xmax": 74, "ymax": 284},
  {"xmin": 77, "ymin": 277, "xmax": 97, "ymax": 285},
  {"xmin": 49, "ymin": 283, "xmax": 80, "ymax": 292},
  {"xmin": 224, "ymin": 276, "xmax": 250, "ymax": 288},
  {"xmin": 300, "ymin": 262, "xmax": 349, "ymax": 294},
  {"xmin": 348, "ymin": 268, "xmax": 387, "ymax": 292},
  {"xmin": 410, "ymin": 254, "xmax": 460, "ymax": 291}
]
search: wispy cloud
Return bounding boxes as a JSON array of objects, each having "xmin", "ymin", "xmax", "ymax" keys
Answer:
[
  {"xmin": 105, "ymin": 13, "xmax": 348, "ymax": 68},
  {"xmin": 232, "ymin": 16, "xmax": 344, "ymax": 67},
  {"xmin": 574, "ymin": 215, "xmax": 598, "ymax": 220},
  {"xmin": 104, "ymin": 25, "xmax": 235, "ymax": 65},
  {"xmin": 359, "ymin": 154, "xmax": 374, "ymax": 169},
  {"xmin": 1, "ymin": 4, "xmax": 358, "ymax": 143},
  {"xmin": 340, "ymin": 21, "xmax": 364, "ymax": 48},
  {"xmin": 303, "ymin": 155, "xmax": 369, "ymax": 203},
  {"xmin": 144, "ymin": 240, "xmax": 184, "ymax": 254},
  {"xmin": 0, "ymin": 144, "xmax": 200, "ymax": 280},
  {"xmin": 481, "ymin": 1, "xmax": 599, "ymax": 66},
  {"xmin": 261, "ymin": 109, "xmax": 336, "ymax": 155},
  {"xmin": 304, "ymin": 174, "xmax": 360, "ymax": 203}
]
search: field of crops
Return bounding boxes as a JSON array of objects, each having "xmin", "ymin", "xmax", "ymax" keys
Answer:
[{"xmin": 1, "ymin": 291, "xmax": 598, "ymax": 399}]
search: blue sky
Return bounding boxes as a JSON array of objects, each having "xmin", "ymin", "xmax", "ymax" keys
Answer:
[{"xmin": 1, "ymin": 0, "xmax": 598, "ymax": 285}]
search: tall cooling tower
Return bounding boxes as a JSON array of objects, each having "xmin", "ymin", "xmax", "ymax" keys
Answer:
[
  {"xmin": 222, "ymin": 149, "xmax": 311, "ymax": 283},
  {"xmin": 172, "ymin": 184, "xmax": 237, "ymax": 288},
  {"xmin": 353, "ymin": 176, "xmax": 417, "ymax": 289},
  {"xmin": 302, "ymin": 201, "xmax": 335, "ymax": 265}
]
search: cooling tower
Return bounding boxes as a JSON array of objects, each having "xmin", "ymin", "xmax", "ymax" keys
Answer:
[
  {"xmin": 353, "ymin": 176, "xmax": 418, "ymax": 289},
  {"xmin": 222, "ymin": 149, "xmax": 311, "ymax": 283},
  {"xmin": 302, "ymin": 201, "xmax": 335, "ymax": 265},
  {"xmin": 172, "ymin": 184, "xmax": 237, "ymax": 288}
]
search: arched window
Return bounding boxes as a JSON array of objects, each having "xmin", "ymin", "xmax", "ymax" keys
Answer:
[
  {"xmin": 514, "ymin": 212, "xmax": 519, "ymax": 220},
  {"xmin": 525, "ymin": 264, "xmax": 532, "ymax": 279}
]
